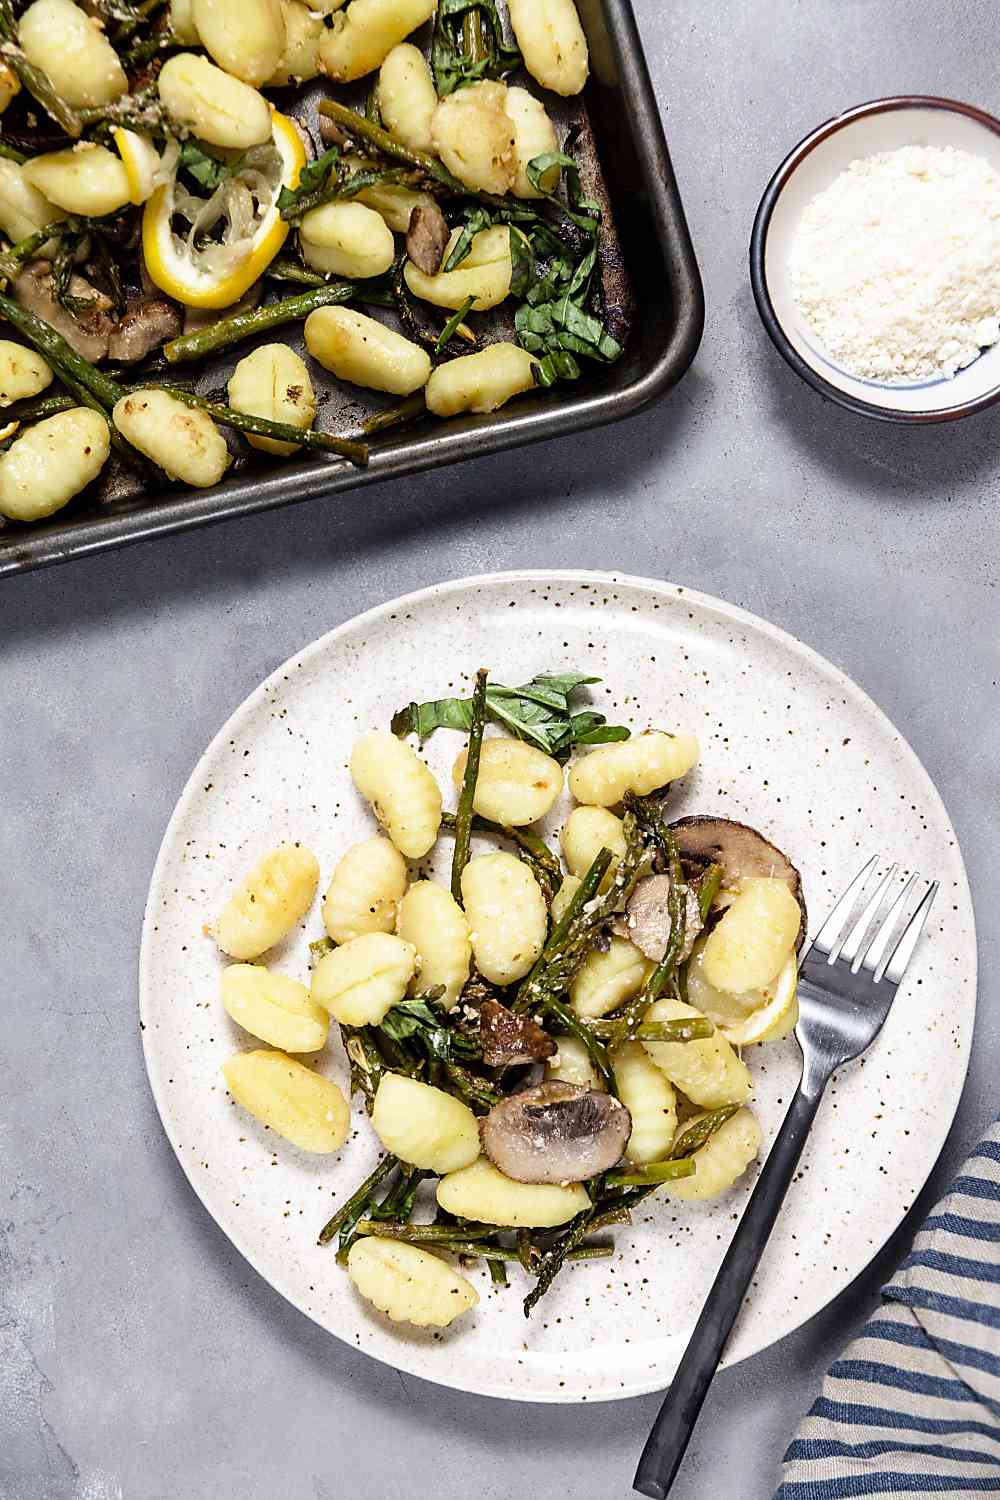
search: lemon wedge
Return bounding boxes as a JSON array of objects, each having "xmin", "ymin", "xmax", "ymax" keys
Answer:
[
  {"xmin": 686, "ymin": 941, "xmax": 798, "ymax": 1047},
  {"xmin": 112, "ymin": 127, "xmax": 162, "ymax": 205},
  {"xmin": 142, "ymin": 110, "xmax": 305, "ymax": 309}
]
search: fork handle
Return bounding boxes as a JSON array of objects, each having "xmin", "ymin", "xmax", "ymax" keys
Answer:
[{"xmin": 633, "ymin": 1079, "xmax": 826, "ymax": 1499}]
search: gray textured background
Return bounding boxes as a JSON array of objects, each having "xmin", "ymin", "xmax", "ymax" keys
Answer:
[{"xmin": 3, "ymin": 3, "xmax": 999, "ymax": 1497}]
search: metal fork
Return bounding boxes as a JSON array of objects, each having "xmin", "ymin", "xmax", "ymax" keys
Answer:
[{"xmin": 633, "ymin": 856, "xmax": 939, "ymax": 1500}]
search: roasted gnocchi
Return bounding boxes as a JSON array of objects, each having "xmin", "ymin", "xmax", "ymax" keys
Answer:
[
  {"xmin": 452, "ymin": 737, "xmax": 562, "ymax": 826},
  {"xmin": 667, "ymin": 1109, "xmax": 763, "ymax": 1201},
  {"xmin": 568, "ymin": 730, "xmax": 700, "ymax": 806},
  {"xmin": 372, "ymin": 1072, "xmax": 480, "ymax": 1173},
  {"xmin": 211, "ymin": 843, "xmax": 320, "ymax": 959},
  {"xmin": 222, "ymin": 1049, "xmax": 349, "ymax": 1150},
  {"xmin": 507, "ymin": 0, "xmax": 589, "ymax": 96},
  {"xmin": 304, "ymin": 306, "xmax": 431, "ymax": 396},
  {"xmin": 299, "ymin": 200, "xmax": 396, "ymax": 279},
  {"xmin": 378, "ymin": 42, "xmax": 437, "ymax": 152},
  {"xmin": 350, "ymin": 729, "xmax": 442, "ymax": 857},
  {"xmin": 437, "ymin": 1158, "xmax": 590, "ymax": 1228},
  {"xmin": 221, "ymin": 963, "xmax": 329, "ymax": 1051},
  {"xmin": 321, "ymin": 835, "xmax": 408, "ymax": 944},
  {"xmin": 311, "ymin": 931, "xmax": 417, "ymax": 1026},
  {"xmin": 404, "ymin": 226, "xmax": 513, "ymax": 312},
  {"xmin": 347, "ymin": 1236, "xmax": 478, "ymax": 1327},
  {"xmin": 396, "ymin": 881, "xmax": 472, "ymax": 1007},
  {"xmin": 112, "ymin": 389, "xmax": 231, "ymax": 488},
  {"xmin": 641, "ymin": 995, "xmax": 753, "ymax": 1108},
  {"xmin": 0, "ymin": 408, "xmax": 110, "ymax": 522},
  {"xmin": 425, "ymin": 342, "xmax": 538, "ymax": 417},
  {"xmin": 460, "ymin": 851, "xmax": 547, "ymax": 984},
  {"xmin": 320, "ymin": 0, "xmax": 436, "ymax": 81},
  {"xmin": 613, "ymin": 1040, "xmax": 678, "ymax": 1164},
  {"xmin": 227, "ymin": 343, "xmax": 316, "ymax": 455}
]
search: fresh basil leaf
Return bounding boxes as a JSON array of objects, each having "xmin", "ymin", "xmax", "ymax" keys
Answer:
[
  {"xmin": 435, "ymin": 293, "xmax": 476, "ymax": 354},
  {"xmin": 179, "ymin": 141, "xmax": 229, "ymax": 191},
  {"xmin": 392, "ymin": 672, "xmax": 629, "ymax": 758},
  {"xmin": 276, "ymin": 145, "xmax": 339, "ymax": 214},
  {"xmin": 432, "ymin": 0, "xmax": 521, "ymax": 97},
  {"xmin": 391, "ymin": 697, "xmax": 474, "ymax": 739},
  {"xmin": 444, "ymin": 207, "xmax": 493, "ymax": 271}
]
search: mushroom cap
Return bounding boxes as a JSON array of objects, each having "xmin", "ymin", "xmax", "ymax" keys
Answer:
[
  {"xmin": 612, "ymin": 875, "xmax": 702, "ymax": 962},
  {"xmin": 480, "ymin": 1080, "xmax": 631, "ymax": 1185},
  {"xmin": 670, "ymin": 815, "xmax": 807, "ymax": 941},
  {"xmin": 479, "ymin": 998, "xmax": 557, "ymax": 1068}
]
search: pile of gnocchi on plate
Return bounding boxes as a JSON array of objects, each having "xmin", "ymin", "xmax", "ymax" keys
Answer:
[
  {"xmin": 207, "ymin": 669, "xmax": 805, "ymax": 1328},
  {"xmin": 0, "ymin": 0, "xmax": 625, "ymax": 524}
]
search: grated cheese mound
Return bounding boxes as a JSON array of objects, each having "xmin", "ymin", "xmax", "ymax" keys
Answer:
[{"xmin": 788, "ymin": 144, "xmax": 1000, "ymax": 383}]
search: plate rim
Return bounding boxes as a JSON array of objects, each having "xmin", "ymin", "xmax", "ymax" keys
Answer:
[{"xmin": 138, "ymin": 568, "xmax": 977, "ymax": 1403}]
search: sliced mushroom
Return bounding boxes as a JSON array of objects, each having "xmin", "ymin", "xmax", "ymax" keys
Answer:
[
  {"xmin": 670, "ymin": 815, "xmax": 807, "ymax": 938},
  {"xmin": 15, "ymin": 263, "xmax": 114, "ymax": 362},
  {"xmin": 480, "ymin": 1080, "xmax": 631, "ymax": 1185},
  {"xmin": 479, "ymin": 998, "xmax": 556, "ymax": 1068},
  {"xmin": 611, "ymin": 875, "xmax": 702, "ymax": 963},
  {"xmin": 107, "ymin": 295, "xmax": 182, "ymax": 363},
  {"xmin": 406, "ymin": 200, "xmax": 450, "ymax": 276}
]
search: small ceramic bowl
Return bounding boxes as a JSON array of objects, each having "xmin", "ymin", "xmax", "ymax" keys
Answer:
[{"xmin": 750, "ymin": 96, "xmax": 1000, "ymax": 422}]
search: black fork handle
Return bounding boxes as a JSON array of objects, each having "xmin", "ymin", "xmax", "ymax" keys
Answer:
[{"xmin": 633, "ymin": 1079, "xmax": 826, "ymax": 1499}]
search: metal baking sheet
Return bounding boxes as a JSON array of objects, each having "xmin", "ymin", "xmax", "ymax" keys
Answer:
[{"xmin": 0, "ymin": 0, "xmax": 704, "ymax": 576}]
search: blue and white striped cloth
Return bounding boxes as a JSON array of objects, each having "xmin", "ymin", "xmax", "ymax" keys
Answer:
[{"xmin": 776, "ymin": 1119, "xmax": 1000, "ymax": 1497}]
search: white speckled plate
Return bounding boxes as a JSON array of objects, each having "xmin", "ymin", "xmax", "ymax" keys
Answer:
[{"xmin": 139, "ymin": 571, "xmax": 976, "ymax": 1403}]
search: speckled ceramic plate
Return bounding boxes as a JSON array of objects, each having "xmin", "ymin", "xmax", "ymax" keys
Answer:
[{"xmin": 139, "ymin": 571, "xmax": 976, "ymax": 1403}]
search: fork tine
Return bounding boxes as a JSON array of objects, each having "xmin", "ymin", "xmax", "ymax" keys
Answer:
[
  {"xmin": 804, "ymin": 854, "xmax": 880, "ymax": 959},
  {"xmin": 830, "ymin": 862, "xmax": 898, "ymax": 968},
  {"xmin": 879, "ymin": 880, "xmax": 939, "ymax": 985},
  {"xmin": 861, "ymin": 871, "xmax": 921, "ymax": 977}
]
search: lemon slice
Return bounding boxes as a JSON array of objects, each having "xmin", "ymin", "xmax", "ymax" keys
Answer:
[
  {"xmin": 686, "ymin": 940, "xmax": 798, "ymax": 1046},
  {"xmin": 113, "ymin": 127, "xmax": 162, "ymax": 205},
  {"xmin": 142, "ymin": 111, "xmax": 305, "ymax": 310}
]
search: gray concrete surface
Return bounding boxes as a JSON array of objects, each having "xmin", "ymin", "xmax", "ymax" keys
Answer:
[{"xmin": 3, "ymin": 3, "xmax": 999, "ymax": 1496}]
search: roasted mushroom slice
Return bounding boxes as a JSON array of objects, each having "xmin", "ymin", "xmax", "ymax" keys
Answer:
[
  {"xmin": 480, "ymin": 1081, "xmax": 631, "ymax": 1185},
  {"xmin": 406, "ymin": 200, "xmax": 450, "ymax": 276},
  {"xmin": 611, "ymin": 874, "xmax": 702, "ymax": 962},
  {"xmin": 479, "ymin": 998, "xmax": 556, "ymax": 1068},
  {"xmin": 670, "ymin": 816, "xmax": 807, "ymax": 939}
]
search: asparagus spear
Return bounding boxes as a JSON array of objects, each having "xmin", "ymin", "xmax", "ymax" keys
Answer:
[
  {"xmin": 450, "ymin": 667, "xmax": 488, "ymax": 903},
  {"xmin": 362, "ymin": 393, "xmax": 427, "ymax": 435},
  {"xmin": 0, "ymin": 41, "xmax": 82, "ymax": 137},
  {"xmin": 605, "ymin": 1159, "xmax": 696, "ymax": 1188},
  {"xmin": 158, "ymin": 386, "xmax": 369, "ymax": 467},
  {"xmin": 523, "ymin": 1201, "xmax": 596, "ymax": 1316},
  {"xmin": 670, "ymin": 1104, "xmax": 741, "ymax": 1159},
  {"xmin": 354, "ymin": 1220, "xmax": 498, "ymax": 1243},
  {"xmin": 584, "ymin": 1016, "xmax": 714, "ymax": 1042},
  {"xmin": 319, "ymin": 99, "xmax": 466, "ymax": 194},
  {"xmin": 0, "ymin": 225, "xmax": 59, "ymax": 283},
  {"xmin": 440, "ymin": 809, "xmax": 562, "ymax": 899},
  {"xmin": 318, "ymin": 1155, "xmax": 399, "ymax": 1246},
  {"xmin": 161, "ymin": 285, "xmax": 358, "ymax": 364}
]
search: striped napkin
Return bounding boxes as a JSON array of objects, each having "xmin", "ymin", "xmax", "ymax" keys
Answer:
[{"xmin": 776, "ymin": 1118, "xmax": 1000, "ymax": 1497}]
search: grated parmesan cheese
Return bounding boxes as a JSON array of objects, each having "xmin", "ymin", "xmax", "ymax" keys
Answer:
[{"xmin": 788, "ymin": 144, "xmax": 1000, "ymax": 383}]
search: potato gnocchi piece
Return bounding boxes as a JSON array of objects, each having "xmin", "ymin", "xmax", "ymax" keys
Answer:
[
  {"xmin": 221, "ymin": 964, "xmax": 329, "ymax": 1051},
  {"xmin": 437, "ymin": 1157, "xmax": 590, "ymax": 1228},
  {"xmin": 311, "ymin": 931, "xmax": 417, "ymax": 1026},
  {"xmin": 113, "ymin": 389, "xmax": 231, "ymax": 489},
  {"xmin": 378, "ymin": 42, "xmax": 437, "ymax": 152},
  {"xmin": 227, "ymin": 343, "xmax": 316, "ymax": 456},
  {"xmin": 396, "ymin": 881, "xmax": 471, "ymax": 1008},
  {"xmin": 372, "ymin": 1072, "xmax": 480, "ymax": 1173},
  {"xmin": 19, "ymin": 0, "xmax": 127, "ymax": 109},
  {"xmin": 560, "ymin": 804, "xmax": 626, "ymax": 889},
  {"xmin": 667, "ymin": 1108, "xmax": 762, "ymax": 1201},
  {"xmin": 404, "ymin": 225, "xmax": 512, "ymax": 312},
  {"xmin": 505, "ymin": 86, "xmax": 559, "ymax": 199},
  {"xmin": 569, "ymin": 935, "xmax": 649, "ymax": 1019},
  {"xmin": 701, "ymin": 877, "xmax": 801, "ymax": 994},
  {"xmin": 0, "ymin": 159, "xmax": 63, "ymax": 244},
  {"xmin": 347, "ymin": 1236, "xmax": 478, "ymax": 1327},
  {"xmin": 425, "ymin": 342, "xmax": 537, "ymax": 417},
  {"xmin": 546, "ymin": 1032, "xmax": 604, "ymax": 1090},
  {"xmin": 0, "ymin": 407, "xmax": 110, "ymax": 522},
  {"xmin": 431, "ymin": 81, "xmax": 516, "ymax": 196},
  {"xmin": 549, "ymin": 874, "xmax": 582, "ymax": 926},
  {"xmin": 211, "ymin": 843, "xmax": 319, "ymax": 960},
  {"xmin": 192, "ymin": 0, "xmax": 286, "ymax": 86},
  {"xmin": 612, "ymin": 1040, "xmax": 678, "ymax": 1164},
  {"xmin": 299, "ymin": 200, "xmax": 396, "ymax": 279},
  {"xmin": 507, "ymin": 0, "xmax": 589, "ymax": 96},
  {"xmin": 0, "ymin": 341, "xmax": 52, "ymax": 407},
  {"xmin": 169, "ymin": 0, "xmax": 200, "ymax": 42},
  {"xmin": 452, "ymin": 737, "xmax": 563, "ymax": 827},
  {"xmin": 267, "ymin": 0, "xmax": 324, "ymax": 84},
  {"xmin": 640, "ymin": 995, "xmax": 752, "ymax": 1108},
  {"xmin": 158, "ymin": 53, "xmax": 273, "ymax": 149},
  {"xmin": 223, "ymin": 1049, "xmax": 349, "ymax": 1151},
  {"xmin": 350, "ymin": 729, "xmax": 442, "ymax": 858},
  {"xmin": 23, "ymin": 145, "xmax": 131, "ymax": 218},
  {"xmin": 320, "ymin": 0, "xmax": 436, "ymax": 81},
  {"xmin": 322, "ymin": 835, "xmax": 407, "ymax": 944},
  {"xmin": 460, "ymin": 851, "xmax": 546, "ymax": 985},
  {"xmin": 304, "ymin": 306, "xmax": 431, "ymax": 396},
  {"xmin": 568, "ymin": 730, "xmax": 700, "ymax": 806}
]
